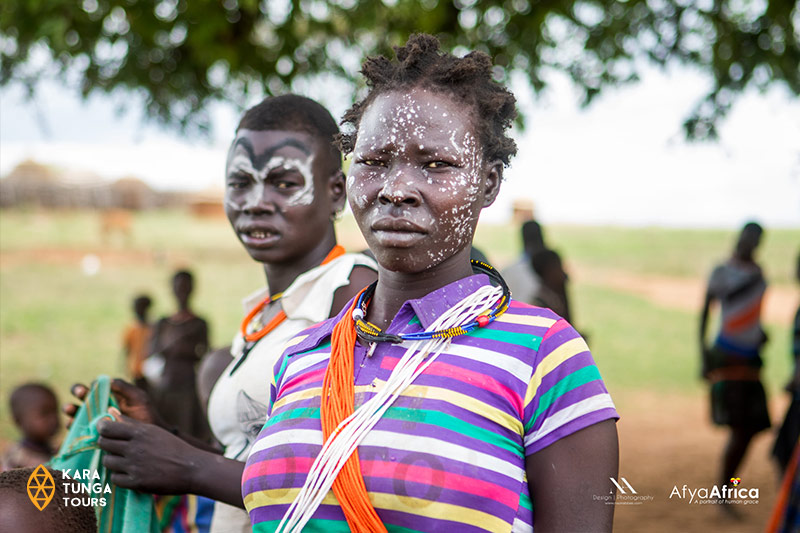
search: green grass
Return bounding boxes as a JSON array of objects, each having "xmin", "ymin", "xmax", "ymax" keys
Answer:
[{"xmin": 0, "ymin": 208, "xmax": 797, "ymax": 442}]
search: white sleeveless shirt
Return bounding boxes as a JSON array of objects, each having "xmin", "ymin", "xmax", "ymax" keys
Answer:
[{"xmin": 207, "ymin": 252, "xmax": 376, "ymax": 532}]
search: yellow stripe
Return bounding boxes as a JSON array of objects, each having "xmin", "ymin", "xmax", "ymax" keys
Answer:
[
  {"xmin": 284, "ymin": 334, "xmax": 309, "ymax": 349},
  {"xmin": 245, "ymin": 488, "xmax": 339, "ymax": 509},
  {"xmin": 244, "ymin": 490, "xmax": 510, "ymax": 532},
  {"xmin": 370, "ymin": 492, "xmax": 510, "ymax": 532},
  {"xmin": 273, "ymin": 382, "xmax": 523, "ymax": 436},
  {"xmin": 524, "ymin": 337, "xmax": 589, "ymax": 406},
  {"xmin": 496, "ymin": 313, "xmax": 556, "ymax": 328}
]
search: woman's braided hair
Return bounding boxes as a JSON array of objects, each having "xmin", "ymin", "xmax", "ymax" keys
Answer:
[{"xmin": 337, "ymin": 34, "xmax": 518, "ymax": 166}]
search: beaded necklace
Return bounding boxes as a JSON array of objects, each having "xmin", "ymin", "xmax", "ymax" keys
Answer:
[{"xmin": 353, "ymin": 259, "xmax": 510, "ymax": 345}]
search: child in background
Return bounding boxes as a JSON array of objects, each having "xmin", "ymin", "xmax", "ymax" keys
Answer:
[
  {"xmin": 122, "ymin": 294, "xmax": 153, "ymax": 389},
  {"xmin": 2, "ymin": 383, "xmax": 60, "ymax": 470},
  {"xmin": 0, "ymin": 466, "xmax": 97, "ymax": 532}
]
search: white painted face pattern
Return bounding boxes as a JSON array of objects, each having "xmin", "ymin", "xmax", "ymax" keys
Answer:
[
  {"xmin": 348, "ymin": 89, "xmax": 487, "ymax": 270},
  {"xmin": 226, "ymin": 149, "xmax": 316, "ymax": 209}
]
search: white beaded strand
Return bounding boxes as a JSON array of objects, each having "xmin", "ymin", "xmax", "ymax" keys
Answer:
[{"xmin": 276, "ymin": 284, "xmax": 503, "ymax": 533}]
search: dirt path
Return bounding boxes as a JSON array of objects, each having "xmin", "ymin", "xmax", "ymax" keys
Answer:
[
  {"xmin": 573, "ymin": 265, "xmax": 798, "ymax": 325},
  {"xmin": 613, "ymin": 389, "xmax": 787, "ymax": 532}
]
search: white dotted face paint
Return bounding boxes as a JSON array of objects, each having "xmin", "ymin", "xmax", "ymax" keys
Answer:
[{"xmin": 346, "ymin": 88, "xmax": 494, "ymax": 273}]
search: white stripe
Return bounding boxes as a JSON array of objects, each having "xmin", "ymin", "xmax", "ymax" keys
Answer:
[
  {"xmin": 511, "ymin": 516, "xmax": 532, "ymax": 533},
  {"xmin": 524, "ymin": 394, "xmax": 617, "ymax": 449},
  {"xmin": 251, "ymin": 427, "xmax": 524, "ymax": 481},
  {"xmin": 445, "ymin": 342, "xmax": 531, "ymax": 383},
  {"xmin": 251, "ymin": 429, "xmax": 324, "ymax": 453},
  {"xmin": 282, "ymin": 349, "xmax": 331, "ymax": 384}
]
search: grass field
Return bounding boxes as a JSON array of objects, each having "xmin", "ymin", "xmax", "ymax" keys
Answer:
[{"xmin": 0, "ymin": 208, "xmax": 797, "ymax": 442}]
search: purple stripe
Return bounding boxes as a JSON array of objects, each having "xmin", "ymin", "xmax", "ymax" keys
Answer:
[
  {"xmin": 528, "ymin": 382, "xmax": 612, "ymax": 435},
  {"xmin": 527, "ymin": 408, "xmax": 618, "ymax": 455},
  {"xmin": 363, "ymin": 480, "xmax": 518, "ymax": 517},
  {"xmin": 534, "ymin": 351, "xmax": 597, "ymax": 398}
]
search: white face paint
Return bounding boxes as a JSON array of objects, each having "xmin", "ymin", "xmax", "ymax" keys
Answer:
[
  {"xmin": 347, "ymin": 88, "xmax": 494, "ymax": 273},
  {"xmin": 225, "ymin": 149, "xmax": 316, "ymax": 209}
]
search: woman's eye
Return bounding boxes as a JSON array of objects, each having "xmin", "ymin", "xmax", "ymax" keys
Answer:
[
  {"xmin": 361, "ymin": 159, "xmax": 386, "ymax": 167},
  {"xmin": 424, "ymin": 161, "xmax": 450, "ymax": 169}
]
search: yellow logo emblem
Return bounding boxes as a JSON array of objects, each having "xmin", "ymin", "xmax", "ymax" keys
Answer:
[{"xmin": 27, "ymin": 464, "xmax": 55, "ymax": 511}]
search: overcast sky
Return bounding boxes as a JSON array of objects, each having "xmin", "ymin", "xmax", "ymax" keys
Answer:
[{"xmin": 1, "ymin": 63, "xmax": 798, "ymax": 228}]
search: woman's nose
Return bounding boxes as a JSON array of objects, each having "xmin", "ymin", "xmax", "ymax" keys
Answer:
[{"xmin": 378, "ymin": 166, "xmax": 422, "ymax": 207}]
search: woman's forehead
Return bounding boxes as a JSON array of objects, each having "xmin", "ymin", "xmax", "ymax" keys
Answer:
[{"xmin": 357, "ymin": 89, "xmax": 475, "ymax": 147}]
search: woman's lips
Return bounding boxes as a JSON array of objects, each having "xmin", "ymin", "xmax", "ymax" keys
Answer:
[{"xmin": 370, "ymin": 217, "xmax": 427, "ymax": 247}]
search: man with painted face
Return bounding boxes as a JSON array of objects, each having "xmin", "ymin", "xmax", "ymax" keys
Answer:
[
  {"xmin": 700, "ymin": 221, "xmax": 770, "ymax": 510},
  {"xmin": 242, "ymin": 35, "xmax": 619, "ymax": 533},
  {"xmin": 84, "ymin": 95, "xmax": 377, "ymax": 532}
]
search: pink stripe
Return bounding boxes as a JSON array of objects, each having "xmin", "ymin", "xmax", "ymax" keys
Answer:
[
  {"xmin": 381, "ymin": 356, "xmax": 523, "ymax": 418},
  {"xmin": 543, "ymin": 318, "xmax": 569, "ymax": 340},
  {"xmin": 243, "ymin": 456, "xmax": 316, "ymax": 481},
  {"xmin": 509, "ymin": 300, "xmax": 533, "ymax": 308},
  {"xmin": 361, "ymin": 460, "xmax": 519, "ymax": 509},
  {"xmin": 278, "ymin": 367, "xmax": 325, "ymax": 397},
  {"xmin": 243, "ymin": 457, "xmax": 517, "ymax": 510}
]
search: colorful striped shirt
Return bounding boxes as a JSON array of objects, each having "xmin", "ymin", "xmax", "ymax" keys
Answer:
[{"xmin": 242, "ymin": 274, "xmax": 618, "ymax": 532}]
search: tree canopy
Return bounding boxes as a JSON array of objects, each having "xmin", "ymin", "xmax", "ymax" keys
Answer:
[{"xmin": 2, "ymin": 0, "xmax": 797, "ymax": 138}]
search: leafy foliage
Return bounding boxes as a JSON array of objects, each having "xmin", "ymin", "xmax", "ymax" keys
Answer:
[{"xmin": 2, "ymin": 0, "xmax": 797, "ymax": 137}]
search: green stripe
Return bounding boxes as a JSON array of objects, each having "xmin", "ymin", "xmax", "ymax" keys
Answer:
[
  {"xmin": 467, "ymin": 327, "xmax": 542, "ymax": 350},
  {"xmin": 254, "ymin": 518, "xmax": 352, "ymax": 532},
  {"xmin": 275, "ymin": 341, "xmax": 331, "ymax": 386},
  {"xmin": 408, "ymin": 316, "xmax": 421, "ymax": 326},
  {"xmin": 526, "ymin": 365, "xmax": 602, "ymax": 432},
  {"xmin": 519, "ymin": 490, "xmax": 533, "ymax": 511},
  {"xmin": 296, "ymin": 340, "xmax": 331, "ymax": 357},
  {"xmin": 269, "ymin": 405, "xmax": 522, "ymax": 455}
]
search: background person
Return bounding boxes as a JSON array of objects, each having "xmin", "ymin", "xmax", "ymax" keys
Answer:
[{"xmin": 699, "ymin": 221, "xmax": 770, "ymax": 511}]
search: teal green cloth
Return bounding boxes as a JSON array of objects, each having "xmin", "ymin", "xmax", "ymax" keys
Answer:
[{"xmin": 49, "ymin": 375, "xmax": 160, "ymax": 533}]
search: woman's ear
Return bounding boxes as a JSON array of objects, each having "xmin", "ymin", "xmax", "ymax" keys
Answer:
[
  {"xmin": 482, "ymin": 161, "xmax": 503, "ymax": 208},
  {"xmin": 329, "ymin": 170, "xmax": 347, "ymax": 215}
]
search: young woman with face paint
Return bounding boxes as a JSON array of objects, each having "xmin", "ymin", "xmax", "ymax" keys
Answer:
[
  {"xmin": 85, "ymin": 95, "xmax": 377, "ymax": 533},
  {"xmin": 241, "ymin": 35, "xmax": 619, "ymax": 533}
]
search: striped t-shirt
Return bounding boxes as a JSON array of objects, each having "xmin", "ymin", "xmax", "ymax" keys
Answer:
[{"xmin": 242, "ymin": 274, "xmax": 618, "ymax": 532}]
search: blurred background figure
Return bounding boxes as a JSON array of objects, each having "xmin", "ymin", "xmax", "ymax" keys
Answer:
[
  {"xmin": 150, "ymin": 269, "xmax": 211, "ymax": 442},
  {"xmin": 772, "ymin": 250, "xmax": 800, "ymax": 474},
  {"xmin": 502, "ymin": 219, "xmax": 546, "ymax": 305},
  {"xmin": 531, "ymin": 248, "xmax": 571, "ymax": 323},
  {"xmin": 699, "ymin": 221, "xmax": 770, "ymax": 512},
  {"xmin": 122, "ymin": 293, "xmax": 153, "ymax": 391},
  {"xmin": 2, "ymin": 383, "xmax": 60, "ymax": 470},
  {"xmin": 766, "ymin": 250, "xmax": 800, "ymax": 533}
]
